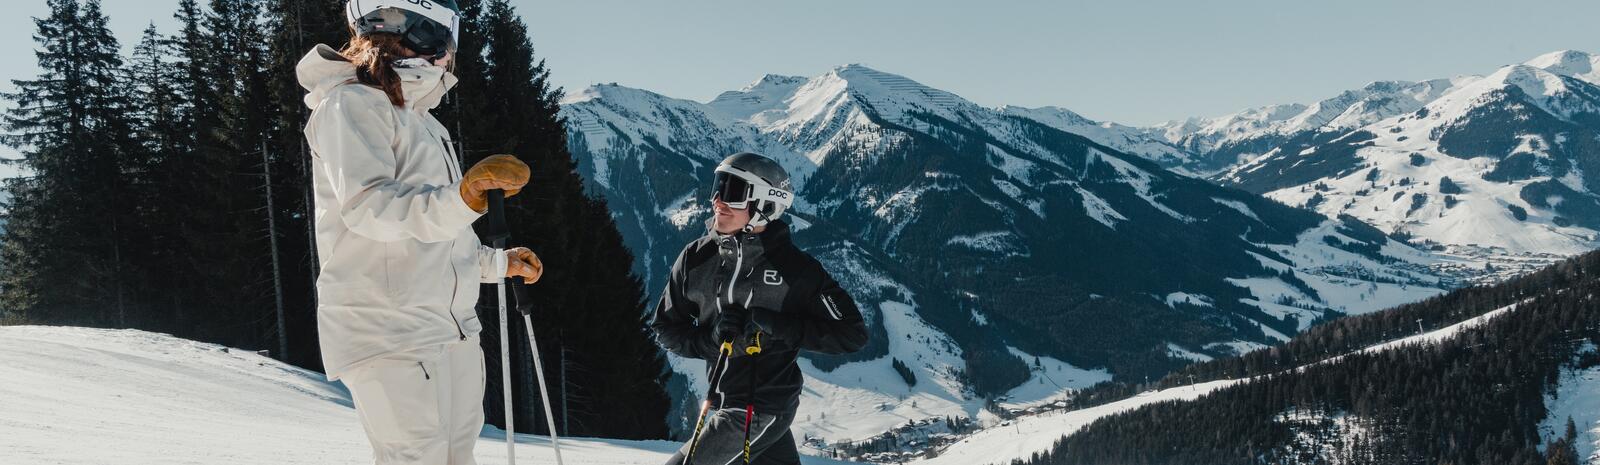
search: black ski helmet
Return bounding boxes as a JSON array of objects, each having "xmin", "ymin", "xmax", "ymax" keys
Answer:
[
  {"xmin": 346, "ymin": 0, "xmax": 461, "ymax": 59},
  {"xmin": 712, "ymin": 152, "xmax": 794, "ymax": 231}
]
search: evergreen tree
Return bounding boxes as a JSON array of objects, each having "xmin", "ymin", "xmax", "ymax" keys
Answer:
[
  {"xmin": 116, "ymin": 24, "xmax": 185, "ymax": 330},
  {"xmin": 1, "ymin": 0, "xmax": 141, "ymax": 326},
  {"xmin": 156, "ymin": 0, "xmax": 276, "ymax": 349},
  {"xmin": 459, "ymin": 0, "xmax": 670, "ymax": 439}
]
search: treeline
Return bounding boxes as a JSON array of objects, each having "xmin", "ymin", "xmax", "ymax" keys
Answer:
[
  {"xmin": 1153, "ymin": 249, "xmax": 1597, "ymax": 390},
  {"xmin": 1053, "ymin": 244, "xmax": 1595, "ymax": 416},
  {"xmin": 1014, "ymin": 250, "xmax": 1600, "ymax": 465},
  {"xmin": 0, "ymin": 0, "xmax": 669, "ymax": 440}
]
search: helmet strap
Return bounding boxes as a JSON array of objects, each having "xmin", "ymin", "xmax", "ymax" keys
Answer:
[{"xmin": 742, "ymin": 201, "xmax": 774, "ymax": 234}]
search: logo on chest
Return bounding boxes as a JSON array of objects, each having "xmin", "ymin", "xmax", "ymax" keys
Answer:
[{"xmin": 762, "ymin": 269, "xmax": 784, "ymax": 286}]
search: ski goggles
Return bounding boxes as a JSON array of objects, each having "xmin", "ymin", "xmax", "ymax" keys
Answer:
[{"xmin": 712, "ymin": 172, "xmax": 755, "ymax": 209}]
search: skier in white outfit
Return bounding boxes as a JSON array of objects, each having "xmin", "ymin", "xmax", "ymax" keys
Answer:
[{"xmin": 297, "ymin": 1, "xmax": 543, "ymax": 463}]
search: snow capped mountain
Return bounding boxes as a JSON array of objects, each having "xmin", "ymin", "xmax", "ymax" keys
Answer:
[
  {"xmin": 1151, "ymin": 78, "xmax": 1466, "ymax": 175},
  {"xmin": 1209, "ymin": 50, "xmax": 1600, "ymax": 263},
  {"xmin": 996, "ymin": 105, "xmax": 1198, "ymax": 173},
  {"xmin": 560, "ymin": 64, "xmax": 1451, "ymax": 446}
]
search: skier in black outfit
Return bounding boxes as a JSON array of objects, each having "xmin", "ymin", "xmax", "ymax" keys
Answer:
[{"xmin": 652, "ymin": 152, "xmax": 869, "ymax": 465}]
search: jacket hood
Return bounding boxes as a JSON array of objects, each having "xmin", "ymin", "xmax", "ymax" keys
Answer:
[{"xmin": 296, "ymin": 44, "xmax": 458, "ymax": 112}]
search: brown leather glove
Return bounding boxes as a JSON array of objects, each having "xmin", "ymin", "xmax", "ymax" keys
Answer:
[
  {"xmin": 460, "ymin": 154, "xmax": 531, "ymax": 213},
  {"xmin": 507, "ymin": 247, "xmax": 544, "ymax": 284}
]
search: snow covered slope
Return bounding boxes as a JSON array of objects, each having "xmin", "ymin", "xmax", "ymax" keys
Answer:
[
  {"xmin": 1184, "ymin": 50, "xmax": 1600, "ymax": 275},
  {"xmin": 916, "ymin": 378, "xmax": 1244, "ymax": 465},
  {"xmin": 1541, "ymin": 340, "xmax": 1600, "ymax": 464},
  {"xmin": 993, "ymin": 106, "xmax": 1199, "ymax": 174},
  {"xmin": 562, "ymin": 64, "xmax": 1453, "ymax": 448},
  {"xmin": 0, "ymin": 326, "xmax": 856, "ymax": 465}
]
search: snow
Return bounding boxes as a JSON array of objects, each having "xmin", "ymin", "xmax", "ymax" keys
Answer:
[
  {"xmin": 946, "ymin": 231, "xmax": 1028, "ymax": 257},
  {"xmin": 1224, "ymin": 218, "xmax": 1449, "ymax": 325},
  {"xmin": 1164, "ymin": 292, "xmax": 1214, "ymax": 309},
  {"xmin": 998, "ymin": 105, "xmax": 1195, "ymax": 168},
  {"xmin": 1207, "ymin": 340, "xmax": 1270, "ymax": 357},
  {"xmin": 794, "ymin": 301, "xmax": 974, "ymax": 443},
  {"xmin": 1152, "ymin": 78, "xmax": 1461, "ymax": 158},
  {"xmin": 659, "ymin": 192, "xmax": 705, "ymax": 229},
  {"xmin": 1274, "ymin": 409, "xmax": 1372, "ymax": 464},
  {"xmin": 1525, "ymin": 50, "xmax": 1600, "ymax": 85},
  {"xmin": 992, "ymin": 179, "xmax": 1045, "ymax": 219},
  {"xmin": 1166, "ymin": 343, "xmax": 1213, "ymax": 362},
  {"xmin": 1085, "ymin": 148, "xmax": 1195, "ymax": 223},
  {"xmin": 915, "ymin": 379, "xmax": 1244, "ymax": 465},
  {"xmin": 1074, "ymin": 186, "xmax": 1125, "ymax": 229},
  {"xmin": 1358, "ymin": 302, "xmax": 1517, "ymax": 354},
  {"xmin": 0, "ymin": 326, "xmax": 857, "ymax": 465},
  {"xmin": 998, "ymin": 347, "xmax": 1113, "ymax": 409},
  {"xmin": 1216, "ymin": 50, "xmax": 1600, "ymax": 260},
  {"xmin": 1211, "ymin": 197, "xmax": 1260, "ymax": 222},
  {"xmin": 1540, "ymin": 342, "xmax": 1600, "ymax": 464},
  {"xmin": 1260, "ymin": 132, "xmax": 1597, "ymax": 256}
]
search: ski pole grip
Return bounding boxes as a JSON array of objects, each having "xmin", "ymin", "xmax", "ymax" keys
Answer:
[
  {"xmin": 513, "ymin": 280, "xmax": 536, "ymax": 316},
  {"xmin": 484, "ymin": 189, "xmax": 509, "ymax": 248}
]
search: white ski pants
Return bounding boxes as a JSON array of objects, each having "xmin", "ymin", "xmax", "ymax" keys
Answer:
[{"xmin": 343, "ymin": 336, "xmax": 486, "ymax": 465}]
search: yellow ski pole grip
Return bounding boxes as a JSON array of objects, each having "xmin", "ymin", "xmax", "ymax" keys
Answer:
[
  {"xmin": 720, "ymin": 341, "xmax": 734, "ymax": 356},
  {"xmin": 745, "ymin": 331, "xmax": 763, "ymax": 356}
]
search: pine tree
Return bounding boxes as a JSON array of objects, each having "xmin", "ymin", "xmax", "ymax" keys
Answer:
[
  {"xmin": 116, "ymin": 24, "xmax": 186, "ymax": 330},
  {"xmin": 459, "ymin": 0, "xmax": 671, "ymax": 439},
  {"xmin": 1, "ymin": 0, "xmax": 141, "ymax": 326}
]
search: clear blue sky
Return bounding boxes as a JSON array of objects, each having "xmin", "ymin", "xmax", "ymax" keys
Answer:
[{"xmin": 4, "ymin": 0, "xmax": 1598, "ymax": 129}]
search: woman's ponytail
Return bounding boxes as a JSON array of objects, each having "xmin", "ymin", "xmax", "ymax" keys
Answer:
[{"xmin": 339, "ymin": 33, "xmax": 409, "ymax": 107}]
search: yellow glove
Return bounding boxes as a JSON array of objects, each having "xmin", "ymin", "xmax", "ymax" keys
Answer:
[
  {"xmin": 460, "ymin": 154, "xmax": 530, "ymax": 213},
  {"xmin": 507, "ymin": 247, "xmax": 544, "ymax": 284}
]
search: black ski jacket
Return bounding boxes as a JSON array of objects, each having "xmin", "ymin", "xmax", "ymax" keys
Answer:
[{"xmin": 650, "ymin": 220, "xmax": 868, "ymax": 414}]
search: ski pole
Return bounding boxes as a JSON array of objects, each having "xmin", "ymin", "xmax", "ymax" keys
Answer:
[
  {"xmin": 519, "ymin": 302, "xmax": 565, "ymax": 465},
  {"xmin": 484, "ymin": 189, "xmax": 515, "ymax": 465},
  {"xmin": 684, "ymin": 341, "xmax": 734, "ymax": 465},
  {"xmin": 742, "ymin": 332, "xmax": 762, "ymax": 464}
]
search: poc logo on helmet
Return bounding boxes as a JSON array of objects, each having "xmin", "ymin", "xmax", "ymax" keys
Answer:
[
  {"xmin": 404, "ymin": 0, "xmax": 435, "ymax": 9},
  {"xmin": 767, "ymin": 189, "xmax": 790, "ymax": 200}
]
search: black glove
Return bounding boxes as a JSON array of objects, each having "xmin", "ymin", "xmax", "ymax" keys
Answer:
[{"xmin": 714, "ymin": 306, "xmax": 750, "ymax": 348}]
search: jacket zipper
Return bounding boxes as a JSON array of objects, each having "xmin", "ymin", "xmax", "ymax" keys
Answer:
[
  {"xmin": 438, "ymin": 135, "xmax": 467, "ymax": 341},
  {"xmin": 447, "ymin": 264, "xmax": 465, "ymax": 341},
  {"xmin": 419, "ymin": 361, "xmax": 431, "ymax": 380},
  {"xmin": 727, "ymin": 239, "xmax": 744, "ymax": 304},
  {"xmin": 440, "ymin": 137, "xmax": 462, "ymax": 182}
]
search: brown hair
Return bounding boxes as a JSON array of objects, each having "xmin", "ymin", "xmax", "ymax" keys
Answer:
[{"xmin": 339, "ymin": 33, "xmax": 410, "ymax": 107}]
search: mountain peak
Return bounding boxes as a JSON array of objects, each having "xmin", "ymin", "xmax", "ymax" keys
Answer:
[
  {"xmin": 1523, "ymin": 49, "xmax": 1600, "ymax": 84},
  {"xmin": 739, "ymin": 73, "xmax": 807, "ymax": 93}
]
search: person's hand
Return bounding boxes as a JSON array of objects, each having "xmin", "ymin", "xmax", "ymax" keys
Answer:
[
  {"xmin": 714, "ymin": 306, "xmax": 750, "ymax": 348},
  {"xmin": 506, "ymin": 247, "xmax": 543, "ymax": 284},
  {"xmin": 460, "ymin": 154, "xmax": 530, "ymax": 212}
]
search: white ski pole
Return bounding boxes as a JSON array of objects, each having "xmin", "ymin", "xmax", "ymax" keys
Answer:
[
  {"xmin": 522, "ymin": 314, "xmax": 565, "ymax": 465},
  {"xmin": 485, "ymin": 190, "xmax": 516, "ymax": 465}
]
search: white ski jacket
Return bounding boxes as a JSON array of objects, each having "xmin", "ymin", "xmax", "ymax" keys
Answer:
[{"xmin": 297, "ymin": 44, "xmax": 505, "ymax": 380}]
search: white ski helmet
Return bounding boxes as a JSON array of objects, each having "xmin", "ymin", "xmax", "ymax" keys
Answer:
[
  {"xmin": 345, "ymin": 0, "xmax": 461, "ymax": 60},
  {"xmin": 712, "ymin": 152, "xmax": 794, "ymax": 232}
]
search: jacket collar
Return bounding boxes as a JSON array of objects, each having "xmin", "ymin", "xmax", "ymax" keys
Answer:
[
  {"xmin": 713, "ymin": 219, "xmax": 792, "ymax": 258},
  {"xmin": 296, "ymin": 44, "xmax": 458, "ymax": 112}
]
